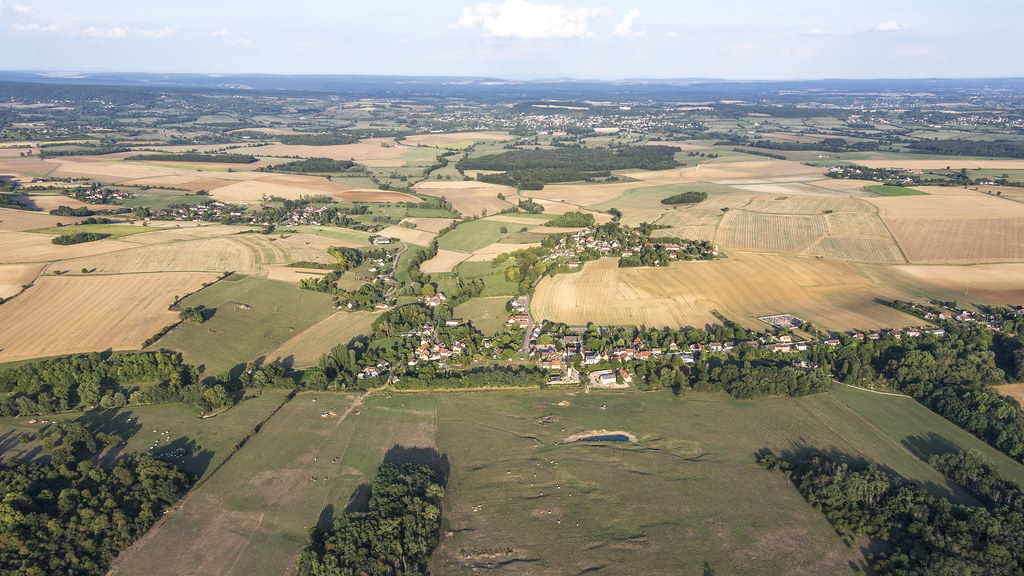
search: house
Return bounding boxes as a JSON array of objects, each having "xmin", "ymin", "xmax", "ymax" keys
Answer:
[
  {"xmin": 371, "ymin": 236, "xmax": 392, "ymax": 245},
  {"xmin": 445, "ymin": 318, "xmax": 462, "ymax": 327},
  {"xmin": 589, "ymin": 369, "xmax": 626, "ymax": 388},
  {"xmin": 374, "ymin": 302, "xmax": 389, "ymax": 310},
  {"xmin": 824, "ymin": 339, "xmax": 840, "ymax": 347},
  {"xmin": 583, "ymin": 351, "xmax": 604, "ymax": 365},
  {"xmin": 617, "ymin": 369, "xmax": 633, "ymax": 384},
  {"xmin": 506, "ymin": 314, "xmax": 530, "ymax": 327}
]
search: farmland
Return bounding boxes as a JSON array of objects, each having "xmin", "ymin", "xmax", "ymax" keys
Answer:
[
  {"xmin": 531, "ymin": 255, "xmax": 923, "ymax": 332},
  {"xmin": 0, "ymin": 271, "xmax": 217, "ymax": 362}
]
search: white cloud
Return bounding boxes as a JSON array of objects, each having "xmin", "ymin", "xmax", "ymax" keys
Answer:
[
  {"xmin": 895, "ymin": 44, "xmax": 934, "ymax": 57},
  {"xmin": 806, "ymin": 28, "xmax": 829, "ymax": 35},
  {"xmin": 452, "ymin": 0, "xmax": 610, "ymax": 39},
  {"xmin": 613, "ymin": 8, "xmax": 644, "ymax": 37},
  {"xmin": 874, "ymin": 21, "xmax": 906, "ymax": 32},
  {"xmin": 13, "ymin": 4, "xmax": 31, "ymax": 13},
  {"xmin": 141, "ymin": 26, "xmax": 175, "ymax": 39},
  {"xmin": 10, "ymin": 21, "xmax": 60, "ymax": 33},
  {"xmin": 83, "ymin": 25, "xmax": 128, "ymax": 38},
  {"xmin": 665, "ymin": 31, "xmax": 681, "ymax": 39},
  {"xmin": 212, "ymin": 28, "xmax": 230, "ymax": 37}
]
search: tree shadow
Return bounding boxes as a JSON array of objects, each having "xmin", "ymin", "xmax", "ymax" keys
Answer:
[
  {"xmin": 383, "ymin": 444, "xmax": 451, "ymax": 485},
  {"xmin": 900, "ymin": 431, "xmax": 958, "ymax": 461},
  {"xmin": 343, "ymin": 484, "xmax": 370, "ymax": 515},
  {"xmin": 316, "ymin": 503, "xmax": 336, "ymax": 531}
]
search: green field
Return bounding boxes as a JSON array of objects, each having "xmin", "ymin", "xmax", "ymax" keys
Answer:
[
  {"xmin": 153, "ymin": 275, "xmax": 337, "ymax": 375},
  {"xmin": 29, "ymin": 223, "xmax": 157, "ymax": 238},
  {"xmin": 112, "ymin": 392, "xmax": 437, "ymax": 576},
  {"xmin": 285, "ymin": 225, "xmax": 371, "ymax": 244},
  {"xmin": 865, "ymin": 184, "xmax": 930, "ymax": 196},
  {"xmin": 437, "ymin": 219, "xmax": 513, "ymax": 252},
  {"xmin": 454, "ymin": 296, "xmax": 511, "ymax": 336},
  {"xmin": 454, "ymin": 260, "xmax": 519, "ymax": 296}
]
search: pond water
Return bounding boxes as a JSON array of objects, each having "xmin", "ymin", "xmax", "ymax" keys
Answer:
[{"xmin": 577, "ymin": 434, "xmax": 630, "ymax": 442}]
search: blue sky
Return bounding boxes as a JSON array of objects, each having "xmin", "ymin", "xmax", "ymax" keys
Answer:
[{"xmin": 1, "ymin": 0, "xmax": 1020, "ymax": 79}]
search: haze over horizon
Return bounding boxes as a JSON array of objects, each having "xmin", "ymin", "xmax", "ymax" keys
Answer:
[{"xmin": 1, "ymin": 0, "xmax": 1021, "ymax": 81}]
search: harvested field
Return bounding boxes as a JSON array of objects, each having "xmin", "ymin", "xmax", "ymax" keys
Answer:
[
  {"xmin": 658, "ymin": 225, "xmax": 718, "ymax": 242},
  {"xmin": 0, "ymin": 156, "xmax": 58, "ymax": 178},
  {"xmin": 0, "ymin": 263, "xmax": 43, "ymax": 298},
  {"xmin": 531, "ymin": 255, "xmax": 921, "ymax": 332},
  {"xmin": 420, "ymin": 249, "xmax": 471, "ymax": 273},
  {"xmin": 401, "ymin": 217, "xmax": 457, "ymax": 233},
  {"xmin": 331, "ymin": 189, "xmax": 419, "ymax": 203},
  {"xmin": 0, "ymin": 207, "xmax": 81, "ymax": 231},
  {"xmin": 0, "ymin": 230, "xmax": 135, "ymax": 264},
  {"xmin": 743, "ymin": 195, "xmax": 875, "ymax": 214},
  {"xmin": 996, "ymin": 384, "xmax": 1024, "ymax": 406},
  {"xmin": 0, "ymin": 272, "xmax": 216, "ymax": 362},
  {"xmin": 263, "ymin": 266, "xmax": 328, "ymax": 284},
  {"xmin": 803, "ymin": 237, "xmax": 906, "ymax": 264},
  {"xmin": 717, "ymin": 211, "xmax": 828, "ymax": 253},
  {"xmin": 414, "ymin": 181, "xmax": 514, "ymax": 217},
  {"xmin": 10, "ymin": 194, "xmax": 95, "ymax": 213},
  {"xmin": 400, "ymin": 131, "xmax": 510, "ymax": 148},
  {"xmin": 248, "ymin": 139, "xmax": 409, "ymax": 166},
  {"xmin": 267, "ymin": 311, "xmax": 375, "ymax": 367},
  {"xmin": 376, "ymin": 225, "xmax": 436, "ymax": 246},
  {"xmin": 886, "ymin": 217, "xmax": 1024, "ymax": 263},
  {"xmin": 887, "ymin": 264, "xmax": 1024, "ymax": 305},
  {"xmin": 209, "ymin": 179, "xmax": 338, "ymax": 203}
]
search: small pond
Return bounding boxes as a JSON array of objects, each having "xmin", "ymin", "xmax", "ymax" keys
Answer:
[{"xmin": 576, "ymin": 434, "xmax": 631, "ymax": 442}]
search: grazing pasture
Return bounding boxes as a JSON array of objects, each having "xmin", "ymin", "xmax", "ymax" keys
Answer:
[
  {"xmin": 0, "ymin": 272, "xmax": 217, "ymax": 362},
  {"xmin": 530, "ymin": 255, "xmax": 921, "ymax": 332}
]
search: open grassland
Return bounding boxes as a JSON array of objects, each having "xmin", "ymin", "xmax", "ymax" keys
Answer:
[
  {"xmin": 266, "ymin": 311, "xmax": 376, "ymax": 368},
  {"xmin": 454, "ymin": 260, "xmax": 519, "ymax": 297},
  {"xmin": 453, "ymin": 296, "xmax": 512, "ymax": 336},
  {"xmin": 0, "ymin": 272, "xmax": 217, "ymax": 362},
  {"xmin": 420, "ymin": 249, "xmax": 472, "ymax": 273},
  {"xmin": 153, "ymin": 276, "xmax": 336, "ymax": 375},
  {"xmin": 402, "ymin": 217, "xmax": 457, "ymax": 233},
  {"xmin": 437, "ymin": 218, "xmax": 514, "ymax": 253},
  {"xmin": 113, "ymin": 393, "xmax": 437, "ymax": 576},
  {"xmin": 531, "ymin": 256, "xmax": 922, "ymax": 332},
  {"xmin": 415, "ymin": 181, "xmax": 515, "ymax": 217},
  {"xmin": 0, "ymin": 263, "xmax": 43, "ymax": 298},
  {"xmin": 830, "ymin": 384, "xmax": 1024, "ymax": 488},
  {"xmin": 717, "ymin": 211, "xmax": 828, "ymax": 253},
  {"xmin": 432, "ymin": 388, "xmax": 1011, "ymax": 575}
]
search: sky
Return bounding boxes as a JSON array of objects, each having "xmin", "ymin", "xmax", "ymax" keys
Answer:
[{"xmin": 1, "ymin": 0, "xmax": 1021, "ymax": 80}]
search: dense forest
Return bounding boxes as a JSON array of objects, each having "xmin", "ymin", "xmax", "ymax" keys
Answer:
[
  {"xmin": 0, "ymin": 454, "xmax": 191, "ymax": 576},
  {"xmin": 660, "ymin": 191, "xmax": 707, "ymax": 205},
  {"xmin": 260, "ymin": 157, "xmax": 356, "ymax": 173},
  {"xmin": 760, "ymin": 450, "xmax": 1024, "ymax": 575},
  {"xmin": 51, "ymin": 232, "xmax": 110, "ymax": 245},
  {"xmin": 123, "ymin": 152, "xmax": 258, "ymax": 163},
  {"xmin": 296, "ymin": 462, "xmax": 444, "ymax": 576}
]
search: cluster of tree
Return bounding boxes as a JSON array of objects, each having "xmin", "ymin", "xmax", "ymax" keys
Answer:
[
  {"xmin": 79, "ymin": 216, "xmax": 112, "ymax": 225},
  {"xmin": 459, "ymin": 145, "xmax": 679, "ymax": 189},
  {"xmin": 543, "ymin": 211, "xmax": 595, "ymax": 228},
  {"xmin": 124, "ymin": 152, "xmax": 258, "ymax": 163},
  {"xmin": 51, "ymin": 232, "xmax": 110, "ymax": 245},
  {"xmin": 906, "ymin": 138, "xmax": 1024, "ymax": 159},
  {"xmin": 178, "ymin": 305, "xmax": 209, "ymax": 324},
  {"xmin": 760, "ymin": 451, "xmax": 1024, "ymax": 575},
  {"xmin": 372, "ymin": 304, "xmax": 432, "ymax": 338},
  {"xmin": 278, "ymin": 133, "xmax": 359, "ymax": 146},
  {"xmin": 296, "ymin": 463, "xmax": 444, "ymax": 576},
  {"xmin": 660, "ymin": 191, "xmax": 707, "ymax": 205},
  {"xmin": 393, "ymin": 365, "xmax": 546, "ymax": 390},
  {"xmin": 0, "ymin": 351, "xmax": 238, "ymax": 415},
  {"xmin": 38, "ymin": 145, "xmax": 131, "ymax": 158},
  {"xmin": 259, "ymin": 157, "xmax": 356, "ymax": 173},
  {"xmin": 49, "ymin": 205, "xmax": 94, "ymax": 217},
  {"xmin": 0, "ymin": 193, "xmax": 28, "ymax": 210},
  {"xmin": 720, "ymin": 136, "xmax": 880, "ymax": 153},
  {"xmin": 299, "ymin": 273, "xmax": 386, "ymax": 311},
  {"xmin": 732, "ymin": 147, "xmax": 787, "ymax": 160},
  {"xmin": 517, "ymin": 197, "xmax": 544, "ymax": 214},
  {"xmin": 825, "ymin": 164, "xmax": 919, "ymax": 184},
  {"xmin": 326, "ymin": 246, "xmax": 363, "ymax": 271},
  {"xmin": 0, "ymin": 454, "xmax": 191, "ymax": 576},
  {"xmin": 929, "ymin": 450, "xmax": 1024, "ymax": 510},
  {"xmin": 493, "ymin": 246, "xmax": 548, "ymax": 295}
]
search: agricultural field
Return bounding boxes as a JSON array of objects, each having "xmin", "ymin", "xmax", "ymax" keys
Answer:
[
  {"xmin": 400, "ymin": 131, "xmax": 511, "ymax": 148},
  {"xmin": 437, "ymin": 218, "xmax": 517, "ymax": 253},
  {"xmin": 865, "ymin": 185, "xmax": 929, "ymax": 197},
  {"xmin": 530, "ymin": 255, "xmax": 923, "ymax": 332},
  {"xmin": 883, "ymin": 263, "xmax": 1024, "ymax": 305},
  {"xmin": 377, "ymin": 224, "xmax": 436, "ymax": 246},
  {"xmin": 716, "ymin": 211, "xmax": 828, "ymax": 253},
  {"xmin": 0, "ymin": 206, "xmax": 81, "ymax": 230},
  {"xmin": 266, "ymin": 310, "xmax": 376, "ymax": 368},
  {"xmin": 414, "ymin": 181, "xmax": 515, "ymax": 217},
  {"xmin": 0, "ymin": 271, "xmax": 217, "ymax": 362},
  {"xmin": 0, "ymin": 262, "xmax": 42, "ymax": 298},
  {"xmin": 420, "ymin": 249, "xmax": 472, "ymax": 273},
  {"xmin": 152, "ymin": 275, "xmax": 337, "ymax": 375}
]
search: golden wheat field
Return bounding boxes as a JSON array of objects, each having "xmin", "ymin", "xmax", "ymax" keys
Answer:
[
  {"xmin": 401, "ymin": 217, "xmax": 457, "ymax": 233},
  {"xmin": 0, "ymin": 272, "xmax": 217, "ymax": 362},
  {"xmin": 400, "ymin": 131, "xmax": 511, "ymax": 148},
  {"xmin": 419, "ymin": 249, "xmax": 472, "ymax": 273},
  {"xmin": 414, "ymin": 181, "xmax": 515, "ymax": 216},
  {"xmin": 0, "ymin": 207, "xmax": 81, "ymax": 231},
  {"xmin": 886, "ymin": 263, "xmax": 1024, "ymax": 305},
  {"xmin": 0, "ymin": 230, "xmax": 136, "ymax": 264},
  {"xmin": 0, "ymin": 263, "xmax": 43, "ymax": 299},
  {"xmin": 530, "ymin": 255, "xmax": 922, "ymax": 332},
  {"xmin": 376, "ymin": 225, "xmax": 437, "ymax": 246}
]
